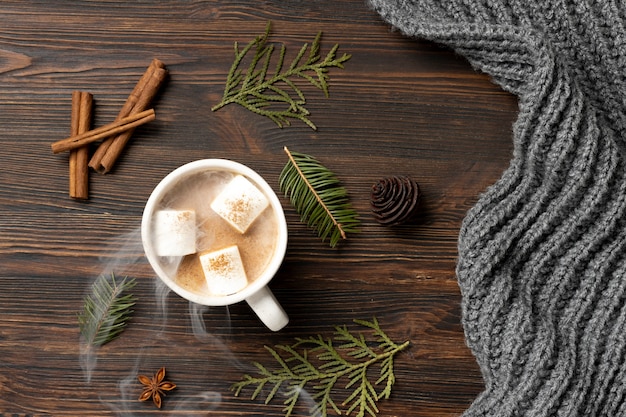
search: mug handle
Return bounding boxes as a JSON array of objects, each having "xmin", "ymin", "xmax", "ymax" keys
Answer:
[{"xmin": 245, "ymin": 286, "xmax": 289, "ymax": 331}]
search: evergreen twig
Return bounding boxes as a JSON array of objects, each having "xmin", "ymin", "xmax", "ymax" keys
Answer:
[
  {"xmin": 279, "ymin": 146, "xmax": 360, "ymax": 247},
  {"xmin": 232, "ymin": 318, "xmax": 409, "ymax": 417},
  {"xmin": 211, "ymin": 21, "xmax": 351, "ymax": 130},
  {"xmin": 78, "ymin": 273, "xmax": 136, "ymax": 347}
]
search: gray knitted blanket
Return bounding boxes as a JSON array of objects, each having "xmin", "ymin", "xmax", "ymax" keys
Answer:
[{"xmin": 368, "ymin": 0, "xmax": 626, "ymax": 415}]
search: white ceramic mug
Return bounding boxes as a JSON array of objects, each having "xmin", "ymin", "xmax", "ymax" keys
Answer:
[{"xmin": 141, "ymin": 159, "xmax": 289, "ymax": 331}]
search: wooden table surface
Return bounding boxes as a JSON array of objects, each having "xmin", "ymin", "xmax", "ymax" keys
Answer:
[{"xmin": 0, "ymin": 1, "xmax": 518, "ymax": 415}]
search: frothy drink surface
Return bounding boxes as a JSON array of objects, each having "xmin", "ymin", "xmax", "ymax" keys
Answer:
[{"xmin": 152, "ymin": 170, "xmax": 278, "ymax": 296}]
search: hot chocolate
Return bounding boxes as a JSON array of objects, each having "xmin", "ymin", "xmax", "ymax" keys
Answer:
[{"xmin": 149, "ymin": 169, "xmax": 279, "ymax": 297}]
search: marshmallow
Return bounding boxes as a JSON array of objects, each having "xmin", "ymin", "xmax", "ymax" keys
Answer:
[
  {"xmin": 210, "ymin": 175, "xmax": 269, "ymax": 233},
  {"xmin": 154, "ymin": 209, "xmax": 197, "ymax": 256},
  {"xmin": 199, "ymin": 245, "xmax": 248, "ymax": 296}
]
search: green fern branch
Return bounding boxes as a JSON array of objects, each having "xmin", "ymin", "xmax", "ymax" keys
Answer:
[
  {"xmin": 279, "ymin": 146, "xmax": 360, "ymax": 248},
  {"xmin": 78, "ymin": 273, "xmax": 136, "ymax": 347},
  {"xmin": 232, "ymin": 318, "xmax": 410, "ymax": 417},
  {"xmin": 211, "ymin": 21, "xmax": 351, "ymax": 130}
]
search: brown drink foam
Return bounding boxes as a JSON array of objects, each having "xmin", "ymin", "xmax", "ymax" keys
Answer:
[{"xmin": 151, "ymin": 170, "xmax": 279, "ymax": 296}]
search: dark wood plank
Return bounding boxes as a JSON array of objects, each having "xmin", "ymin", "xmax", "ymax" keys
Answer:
[{"xmin": 0, "ymin": 0, "xmax": 517, "ymax": 415}]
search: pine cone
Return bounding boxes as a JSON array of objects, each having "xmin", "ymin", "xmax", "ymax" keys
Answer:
[{"xmin": 370, "ymin": 176, "xmax": 421, "ymax": 225}]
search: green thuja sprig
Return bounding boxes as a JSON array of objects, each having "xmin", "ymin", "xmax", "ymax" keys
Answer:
[
  {"xmin": 211, "ymin": 21, "xmax": 351, "ymax": 130},
  {"xmin": 78, "ymin": 273, "xmax": 136, "ymax": 347},
  {"xmin": 232, "ymin": 318, "xmax": 409, "ymax": 417},
  {"xmin": 279, "ymin": 146, "xmax": 360, "ymax": 248}
]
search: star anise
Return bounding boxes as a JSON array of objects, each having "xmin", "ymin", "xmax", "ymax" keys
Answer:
[{"xmin": 138, "ymin": 367, "xmax": 176, "ymax": 409}]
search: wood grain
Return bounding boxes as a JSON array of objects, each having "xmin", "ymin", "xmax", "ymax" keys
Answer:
[{"xmin": 0, "ymin": 0, "xmax": 517, "ymax": 415}]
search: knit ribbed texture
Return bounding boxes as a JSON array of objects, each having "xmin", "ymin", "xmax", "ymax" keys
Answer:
[{"xmin": 368, "ymin": 0, "xmax": 626, "ymax": 415}]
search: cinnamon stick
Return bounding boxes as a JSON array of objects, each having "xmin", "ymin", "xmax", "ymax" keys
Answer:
[
  {"xmin": 69, "ymin": 91, "xmax": 93, "ymax": 199},
  {"xmin": 68, "ymin": 91, "xmax": 81, "ymax": 198},
  {"xmin": 89, "ymin": 59, "xmax": 167, "ymax": 173},
  {"xmin": 51, "ymin": 109, "xmax": 155, "ymax": 154}
]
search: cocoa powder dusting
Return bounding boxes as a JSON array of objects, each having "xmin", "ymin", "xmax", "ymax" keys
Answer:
[
  {"xmin": 208, "ymin": 252, "xmax": 233, "ymax": 275},
  {"xmin": 177, "ymin": 211, "xmax": 192, "ymax": 222},
  {"xmin": 226, "ymin": 197, "xmax": 250, "ymax": 225}
]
